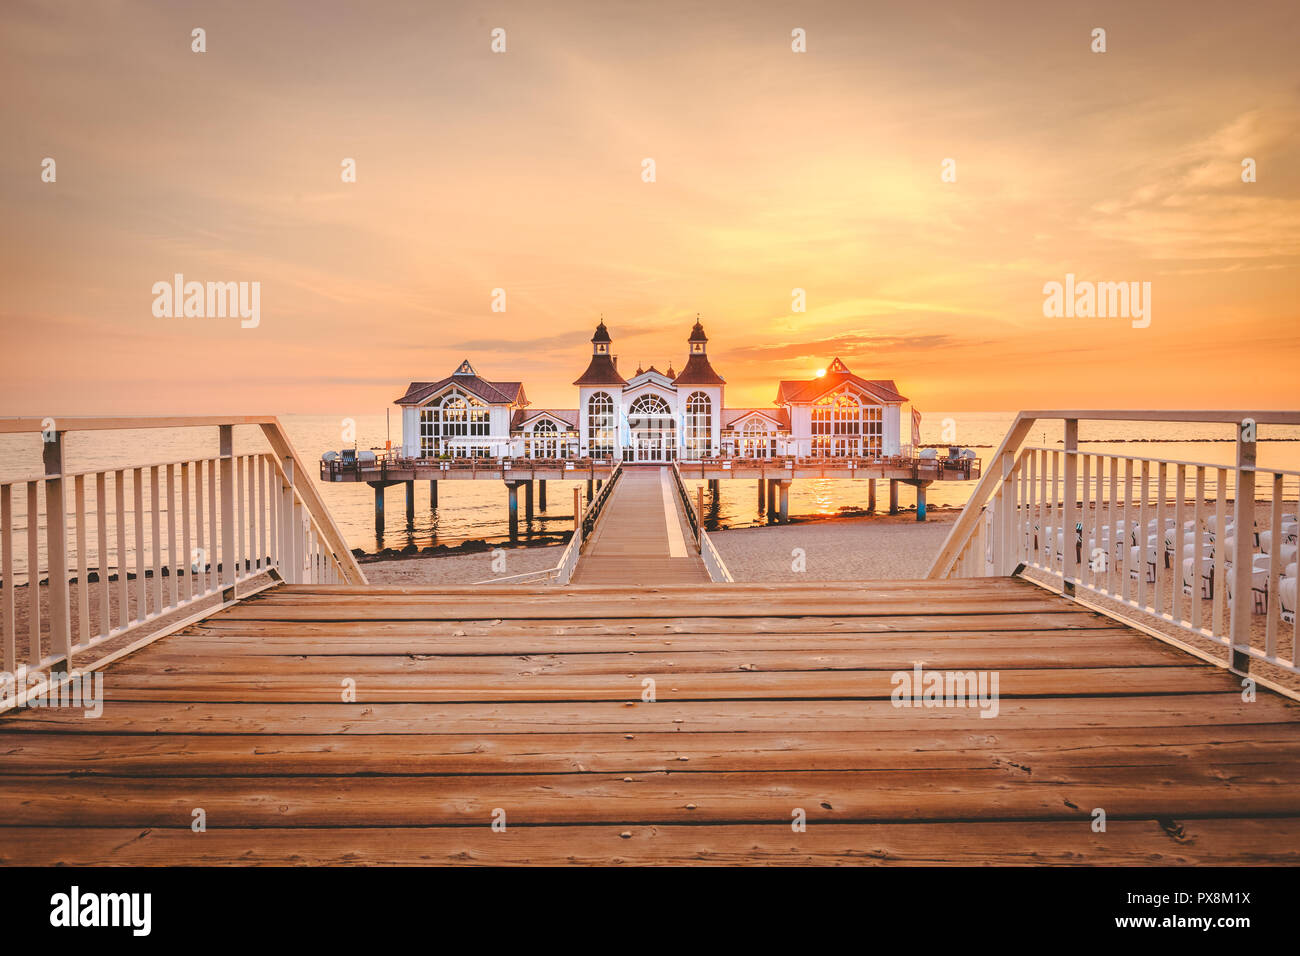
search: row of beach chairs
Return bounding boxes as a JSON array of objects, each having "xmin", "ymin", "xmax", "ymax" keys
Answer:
[{"xmin": 1028, "ymin": 512, "xmax": 1298, "ymax": 622}]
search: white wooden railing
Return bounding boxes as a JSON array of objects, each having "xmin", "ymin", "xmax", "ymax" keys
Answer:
[
  {"xmin": 671, "ymin": 464, "xmax": 734, "ymax": 583},
  {"xmin": 928, "ymin": 411, "xmax": 1299, "ymax": 684},
  {"xmin": 557, "ymin": 460, "xmax": 622, "ymax": 584},
  {"xmin": 0, "ymin": 417, "xmax": 365, "ymax": 706}
]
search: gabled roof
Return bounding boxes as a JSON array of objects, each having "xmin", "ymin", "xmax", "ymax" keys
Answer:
[
  {"xmin": 672, "ymin": 353, "xmax": 726, "ymax": 386},
  {"xmin": 395, "ymin": 374, "xmax": 526, "ymax": 407},
  {"xmin": 573, "ymin": 353, "xmax": 627, "ymax": 387},
  {"xmin": 722, "ymin": 407, "xmax": 790, "ymax": 430},
  {"xmin": 774, "ymin": 357, "xmax": 907, "ymax": 406},
  {"xmin": 624, "ymin": 366, "xmax": 676, "ymax": 390},
  {"xmin": 511, "ymin": 408, "xmax": 578, "ymax": 430}
]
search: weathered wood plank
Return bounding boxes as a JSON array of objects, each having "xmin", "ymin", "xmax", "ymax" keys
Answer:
[
  {"xmin": 4, "ymin": 765, "xmax": 1298, "ymax": 827},
  {"xmin": 89, "ymin": 665, "xmax": 1237, "ymax": 703},
  {"xmin": 5, "ymin": 694, "xmax": 1295, "ymax": 735},
  {"xmin": 108, "ymin": 638, "xmax": 1196, "ymax": 672},
  {"xmin": 3, "ymin": 726, "xmax": 1297, "ymax": 776},
  {"xmin": 5, "ymin": 818, "xmax": 1295, "ymax": 866}
]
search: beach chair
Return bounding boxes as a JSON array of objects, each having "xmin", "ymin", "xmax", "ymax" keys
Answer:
[
  {"xmin": 1128, "ymin": 543, "xmax": 1158, "ymax": 583},
  {"xmin": 1258, "ymin": 530, "xmax": 1300, "ymax": 565},
  {"xmin": 1225, "ymin": 566, "xmax": 1270, "ymax": 615},
  {"xmin": 1182, "ymin": 555, "xmax": 1215, "ymax": 599},
  {"xmin": 1163, "ymin": 529, "xmax": 1198, "ymax": 568},
  {"xmin": 1281, "ymin": 576, "xmax": 1296, "ymax": 625}
]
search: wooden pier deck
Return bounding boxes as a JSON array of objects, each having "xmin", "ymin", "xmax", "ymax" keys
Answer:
[
  {"xmin": 571, "ymin": 466, "xmax": 708, "ymax": 585},
  {"xmin": 2, "ymin": 578, "xmax": 1299, "ymax": 865}
]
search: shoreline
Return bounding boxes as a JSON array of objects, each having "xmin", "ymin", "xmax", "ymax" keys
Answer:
[{"xmin": 352, "ymin": 505, "xmax": 963, "ymax": 563}]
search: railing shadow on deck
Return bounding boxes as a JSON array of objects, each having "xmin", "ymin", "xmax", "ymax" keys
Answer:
[
  {"xmin": 0, "ymin": 416, "xmax": 365, "ymax": 712},
  {"xmin": 928, "ymin": 410, "xmax": 1300, "ymax": 698}
]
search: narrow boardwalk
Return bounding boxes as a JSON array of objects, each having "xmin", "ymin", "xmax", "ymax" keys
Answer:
[
  {"xmin": 571, "ymin": 466, "xmax": 708, "ymax": 584},
  {"xmin": 2, "ymin": 578, "xmax": 1299, "ymax": 865}
]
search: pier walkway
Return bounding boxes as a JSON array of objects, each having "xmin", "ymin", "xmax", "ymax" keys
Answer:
[
  {"xmin": 2, "ymin": 578, "xmax": 1298, "ymax": 865},
  {"xmin": 571, "ymin": 466, "xmax": 708, "ymax": 585}
]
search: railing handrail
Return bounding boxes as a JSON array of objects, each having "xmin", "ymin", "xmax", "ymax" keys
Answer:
[
  {"xmin": 1017, "ymin": 445, "xmax": 1300, "ymax": 478},
  {"xmin": 0, "ymin": 415, "xmax": 280, "ymax": 434}
]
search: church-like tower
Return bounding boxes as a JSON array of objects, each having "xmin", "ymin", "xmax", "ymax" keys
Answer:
[
  {"xmin": 574, "ymin": 320, "xmax": 627, "ymax": 457},
  {"xmin": 672, "ymin": 318, "xmax": 725, "ymax": 457}
]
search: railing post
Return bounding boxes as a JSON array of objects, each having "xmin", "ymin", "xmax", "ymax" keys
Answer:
[
  {"xmin": 281, "ymin": 455, "xmax": 297, "ymax": 584},
  {"xmin": 997, "ymin": 451, "xmax": 1013, "ymax": 574},
  {"xmin": 696, "ymin": 485, "xmax": 704, "ymax": 546},
  {"xmin": 1229, "ymin": 420, "xmax": 1255, "ymax": 672},
  {"xmin": 1062, "ymin": 419, "xmax": 1078, "ymax": 595},
  {"xmin": 43, "ymin": 431, "xmax": 72, "ymax": 666},
  {"xmin": 219, "ymin": 425, "xmax": 236, "ymax": 601}
]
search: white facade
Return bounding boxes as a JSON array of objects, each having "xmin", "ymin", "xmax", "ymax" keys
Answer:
[{"xmin": 395, "ymin": 327, "xmax": 909, "ymax": 462}]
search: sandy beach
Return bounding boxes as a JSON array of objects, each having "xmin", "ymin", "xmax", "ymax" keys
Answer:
[{"xmin": 360, "ymin": 511, "xmax": 959, "ymax": 586}]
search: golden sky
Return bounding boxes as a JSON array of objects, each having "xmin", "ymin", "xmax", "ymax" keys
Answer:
[{"xmin": 2, "ymin": 0, "xmax": 1298, "ymax": 415}]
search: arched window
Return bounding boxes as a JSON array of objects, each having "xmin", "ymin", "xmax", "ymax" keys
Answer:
[
  {"xmin": 531, "ymin": 419, "xmax": 558, "ymax": 458},
  {"xmin": 742, "ymin": 418, "xmax": 771, "ymax": 458},
  {"xmin": 587, "ymin": 392, "xmax": 616, "ymax": 458},
  {"xmin": 811, "ymin": 390, "xmax": 863, "ymax": 456},
  {"xmin": 419, "ymin": 389, "xmax": 489, "ymax": 457},
  {"xmin": 628, "ymin": 394, "xmax": 675, "ymax": 462},
  {"xmin": 685, "ymin": 392, "xmax": 712, "ymax": 457}
]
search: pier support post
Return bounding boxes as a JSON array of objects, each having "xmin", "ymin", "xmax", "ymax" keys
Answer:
[
  {"xmin": 573, "ymin": 487, "xmax": 581, "ymax": 531},
  {"xmin": 758, "ymin": 478, "xmax": 766, "ymax": 511},
  {"xmin": 586, "ymin": 479, "xmax": 593, "ymax": 499},
  {"xmin": 538, "ymin": 479, "xmax": 547, "ymax": 511},
  {"xmin": 889, "ymin": 479, "xmax": 899, "ymax": 515},
  {"xmin": 868, "ymin": 479, "xmax": 877, "ymax": 514},
  {"xmin": 405, "ymin": 481, "xmax": 415, "ymax": 525},
  {"xmin": 916, "ymin": 483, "xmax": 927, "ymax": 521},
  {"xmin": 429, "ymin": 480, "xmax": 438, "ymax": 509},
  {"xmin": 524, "ymin": 481, "xmax": 534, "ymax": 522},
  {"xmin": 373, "ymin": 484, "xmax": 385, "ymax": 535},
  {"xmin": 506, "ymin": 481, "xmax": 520, "ymax": 540},
  {"xmin": 778, "ymin": 480, "xmax": 790, "ymax": 524}
]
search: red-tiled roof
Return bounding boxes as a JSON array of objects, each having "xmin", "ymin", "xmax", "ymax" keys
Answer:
[
  {"xmin": 395, "ymin": 375, "xmax": 527, "ymax": 406},
  {"xmin": 573, "ymin": 354, "xmax": 627, "ymax": 387},
  {"xmin": 774, "ymin": 358, "xmax": 906, "ymax": 405}
]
